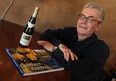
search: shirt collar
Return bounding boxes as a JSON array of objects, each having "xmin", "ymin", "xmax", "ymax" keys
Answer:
[{"xmin": 78, "ymin": 33, "xmax": 98, "ymax": 45}]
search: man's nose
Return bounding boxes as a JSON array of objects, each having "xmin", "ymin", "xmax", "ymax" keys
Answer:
[{"xmin": 81, "ymin": 18, "xmax": 87, "ymax": 23}]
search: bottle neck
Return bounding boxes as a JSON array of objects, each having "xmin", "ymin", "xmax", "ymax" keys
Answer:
[
  {"xmin": 29, "ymin": 17, "xmax": 36, "ymax": 24},
  {"xmin": 32, "ymin": 7, "xmax": 39, "ymax": 18},
  {"xmin": 27, "ymin": 22, "xmax": 35, "ymax": 28},
  {"xmin": 27, "ymin": 7, "xmax": 39, "ymax": 28}
]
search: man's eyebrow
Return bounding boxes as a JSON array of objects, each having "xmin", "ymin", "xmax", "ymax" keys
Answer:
[
  {"xmin": 87, "ymin": 16, "xmax": 94, "ymax": 18},
  {"xmin": 81, "ymin": 14, "xmax": 94, "ymax": 18}
]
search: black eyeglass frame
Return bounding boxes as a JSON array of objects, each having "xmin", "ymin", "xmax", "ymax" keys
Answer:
[{"xmin": 78, "ymin": 14, "xmax": 102, "ymax": 23}]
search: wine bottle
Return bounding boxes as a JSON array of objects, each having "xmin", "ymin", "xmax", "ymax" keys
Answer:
[{"xmin": 19, "ymin": 7, "xmax": 39, "ymax": 48}]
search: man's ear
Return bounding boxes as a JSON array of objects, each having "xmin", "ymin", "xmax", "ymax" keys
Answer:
[{"xmin": 96, "ymin": 23, "xmax": 101, "ymax": 31}]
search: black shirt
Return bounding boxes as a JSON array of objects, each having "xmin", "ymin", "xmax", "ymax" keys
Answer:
[{"xmin": 39, "ymin": 27, "xmax": 110, "ymax": 81}]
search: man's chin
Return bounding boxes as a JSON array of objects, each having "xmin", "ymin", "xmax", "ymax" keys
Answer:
[{"xmin": 78, "ymin": 31, "xmax": 87, "ymax": 35}]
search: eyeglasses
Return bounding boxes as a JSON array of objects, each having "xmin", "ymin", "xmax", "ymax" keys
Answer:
[{"xmin": 78, "ymin": 14, "xmax": 101, "ymax": 23}]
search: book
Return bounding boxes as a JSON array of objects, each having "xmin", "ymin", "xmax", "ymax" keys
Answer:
[{"xmin": 5, "ymin": 48, "xmax": 64, "ymax": 76}]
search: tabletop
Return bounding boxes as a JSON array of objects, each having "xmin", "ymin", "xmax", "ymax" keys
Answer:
[{"xmin": 0, "ymin": 20, "xmax": 70, "ymax": 81}]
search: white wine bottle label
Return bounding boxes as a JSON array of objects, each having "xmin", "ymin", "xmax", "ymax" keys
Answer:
[
  {"xmin": 20, "ymin": 33, "xmax": 32, "ymax": 46},
  {"xmin": 28, "ymin": 22, "xmax": 35, "ymax": 28}
]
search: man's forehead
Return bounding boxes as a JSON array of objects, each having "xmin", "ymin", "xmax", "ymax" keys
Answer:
[{"xmin": 81, "ymin": 8, "xmax": 100, "ymax": 18}]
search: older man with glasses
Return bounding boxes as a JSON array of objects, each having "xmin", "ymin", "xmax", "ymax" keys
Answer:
[{"xmin": 37, "ymin": 2, "xmax": 110, "ymax": 81}]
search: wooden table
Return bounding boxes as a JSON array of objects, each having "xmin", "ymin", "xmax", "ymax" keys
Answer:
[{"xmin": 0, "ymin": 20, "xmax": 70, "ymax": 81}]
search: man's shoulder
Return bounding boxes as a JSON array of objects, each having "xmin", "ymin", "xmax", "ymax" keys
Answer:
[
  {"xmin": 96, "ymin": 39, "xmax": 109, "ymax": 47},
  {"xmin": 93, "ymin": 39, "xmax": 110, "ymax": 52},
  {"xmin": 90, "ymin": 34, "xmax": 109, "ymax": 49}
]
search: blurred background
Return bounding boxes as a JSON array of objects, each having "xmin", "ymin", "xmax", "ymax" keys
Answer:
[{"xmin": 0, "ymin": 0, "xmax": 116, "ymax": 79}]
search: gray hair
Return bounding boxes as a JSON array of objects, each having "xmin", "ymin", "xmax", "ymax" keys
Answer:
[{"xmin": 83, "ymin": 2, "xmax": 105, "ymax": 22}]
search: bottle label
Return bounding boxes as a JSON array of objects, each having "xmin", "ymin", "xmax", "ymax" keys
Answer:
[{"xmin": 20, "ymin": 33, "xmax": 32, "ymax": 46}]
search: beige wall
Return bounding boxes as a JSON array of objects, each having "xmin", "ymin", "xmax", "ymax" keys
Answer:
[
  {"xmin": 0, "ymin": 0, "xmax": 116, "ymax": 74},
  {"xmin": 0, "ymin": 0, "xmax": 84, "ymax": 32}
]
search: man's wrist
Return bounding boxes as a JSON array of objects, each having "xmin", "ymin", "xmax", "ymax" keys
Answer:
[{"xmin": 52, "ymin": 46, "xmax": 58, "ymax": 52}]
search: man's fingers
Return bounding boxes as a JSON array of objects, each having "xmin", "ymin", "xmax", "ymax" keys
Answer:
[
  {"xmin": 59, "ymin": 44, "xmax": 78, "ymax": 61},
  {"xmin": 63, "ymin": 50, "xmax": 69, "ymax": 61},
  {"xmin": 64, "ymin": 50, "xmax": 77, "ymax": 61},
  {"xmin": 73, "ymin": 54, "xmax": 78, "ymax": 60},
  {"xmin": 75, "ymin": 54, "xmax": 78, "ymax": 60},
  {"xmin": 37, "ymin": 40, "xmax": 46, "ymax": 45},
  {"xmin": 65, "ymin": 50, "xmax": 70, "ymax": 61}
]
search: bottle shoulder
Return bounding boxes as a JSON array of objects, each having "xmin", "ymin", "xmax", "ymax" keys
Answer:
[{"xmin": 24, "ymin": 26, "xmax": 34, "ymax": 35}]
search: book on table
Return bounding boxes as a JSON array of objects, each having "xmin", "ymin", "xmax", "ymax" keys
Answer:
[{"xmin": 5, "ymin": 48, "xmax": 64, "ymax": 76}]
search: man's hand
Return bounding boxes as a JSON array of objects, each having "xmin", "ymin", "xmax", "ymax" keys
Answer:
[
  {"xmin": 59, "ymin": 44, "xmax": 78, "ymax": 61},
  {"xmin": 37, "ymin": 40, "xmax": 54, "ymax": 52}
]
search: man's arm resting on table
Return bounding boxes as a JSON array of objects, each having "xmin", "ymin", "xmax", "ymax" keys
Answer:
[{"xmin": 37, "ymin": 40, "xmax": 78, "ymax": 61}]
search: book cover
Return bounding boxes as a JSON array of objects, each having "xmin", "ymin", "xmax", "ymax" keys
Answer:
[{"xmin": 5, "ymin": 48, "xmax": 64, "ymax": 76}]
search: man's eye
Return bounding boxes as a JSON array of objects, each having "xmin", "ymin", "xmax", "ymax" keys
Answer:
[
  {"xmin": 80, "ymin": 15, "xmax": 85, "ymax": 19},
  {"xmin": 88, "ymin": 17, "xmax": 94, "ymax": 21}
]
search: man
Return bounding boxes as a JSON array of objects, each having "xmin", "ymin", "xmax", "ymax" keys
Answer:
[{"xmin": 37, "ymin": 2, "xmax": 110, "ymax": 81}]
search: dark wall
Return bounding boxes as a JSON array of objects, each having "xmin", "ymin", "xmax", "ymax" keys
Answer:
[{"xmin": 0, "ymin": 0, "xmax": 116, "ymax": 74}]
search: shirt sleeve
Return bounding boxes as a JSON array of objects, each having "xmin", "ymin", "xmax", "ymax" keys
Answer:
[
  {"xmin": 39, "ymin": 28, "xmax": 64, "ymax": 46},
  {"xmin": 39, "ymin": 27, "xmax": 76, "ymax": 46}
]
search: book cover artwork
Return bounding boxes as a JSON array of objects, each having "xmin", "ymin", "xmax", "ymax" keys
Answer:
[{"xmin": 5, "ymin": 48, "xmax": 64, "ymax": 76}]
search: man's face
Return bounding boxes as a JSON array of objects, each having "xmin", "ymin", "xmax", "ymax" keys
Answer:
[{"xmin": 77, "ymin": 8, "xmax": 101, "ymax": 36}]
